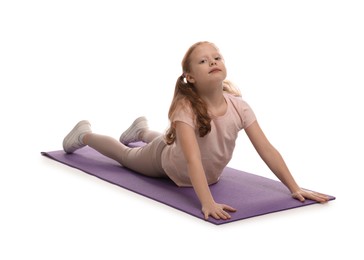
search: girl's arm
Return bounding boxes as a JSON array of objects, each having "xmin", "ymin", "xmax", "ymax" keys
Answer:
[
  {"xmin": 244, "ymin": 121, "xmax": 329, "ymax": 203},
  {"xmin": 175, "ymin": 121, "xmax": 236, "ymax": 220}
]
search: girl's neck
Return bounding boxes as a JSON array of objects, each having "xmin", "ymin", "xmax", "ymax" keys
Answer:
[{"xmin": 198, "ymin": 83, "xmax": 227, "ymax": 117}]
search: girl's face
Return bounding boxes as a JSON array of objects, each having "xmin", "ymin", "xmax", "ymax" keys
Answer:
[{"xmin": 186, "ymin": 43, "xmax": 227, "ymax": 88}]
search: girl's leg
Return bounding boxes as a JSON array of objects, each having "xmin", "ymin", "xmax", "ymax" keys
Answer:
[
  {"xmin": 141, "ymin": 130, "xmax": 162, "ymax": 143},
  {"xmin": 83, "ymin": 133, "xmax": 126, "ymax": 164},
  {"xmin": 63, "ymin": 120, "xmax": 167, "ymax": 178},
  {"xmin": 84, "ymin": 133, "xmax": 167, "ymax": 178}
]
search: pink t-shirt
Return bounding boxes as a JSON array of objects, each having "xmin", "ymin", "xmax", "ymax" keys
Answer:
[{"xmin": 161, "ymin": 93, "xmax": 257, "ymax": 187}]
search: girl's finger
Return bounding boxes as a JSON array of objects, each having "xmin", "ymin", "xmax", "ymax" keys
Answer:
[
  {"xmin": 292, "ymin": 192, "xmax": 305, "ymax": 202},
  {"xmin": 204, "ymin": 212, "xmax": 209, "ymax": 220},
  {"xmin": 222, "ymin": 204, "xmax": 237, "ymax": 212},
  {"xmin": 305, "ymin": 191, "xmax": 329, "ymax": 203},
  {"xmin": 221, "ymin": 210, "xmax": 231, "ymax": 219}
]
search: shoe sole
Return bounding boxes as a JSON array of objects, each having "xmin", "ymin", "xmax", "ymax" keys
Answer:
[{"xmin": 63, "ymin": 120, "xmax": 90, "ymax": 153}]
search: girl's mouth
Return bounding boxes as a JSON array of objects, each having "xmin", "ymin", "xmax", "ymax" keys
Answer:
[{"xmin": 209, "ymin": 68, "xmax": 221, "ymax": 74}]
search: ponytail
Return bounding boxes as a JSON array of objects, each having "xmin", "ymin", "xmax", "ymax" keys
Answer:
[{"xmin": 165, "ymin": 75, "xmax": 211, "ymax": 145}]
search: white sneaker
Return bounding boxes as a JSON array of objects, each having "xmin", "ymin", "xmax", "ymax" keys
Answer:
[
  {"xmin": 119, "ymin": 116, "xmax": 148, "ymax": 145},
  {"xmin": 63, "ymin": 120, "xmax": 92, "ymax": 153}
]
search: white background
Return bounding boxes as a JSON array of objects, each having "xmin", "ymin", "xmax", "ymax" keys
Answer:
[{"xmin": 1, "ymin": 0, "xmax": 363, "ymax": 259}]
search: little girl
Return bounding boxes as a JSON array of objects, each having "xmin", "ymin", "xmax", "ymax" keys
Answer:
[{"xmin": 63, "ymin": 41, "xmax": 329, "ymax": 220}]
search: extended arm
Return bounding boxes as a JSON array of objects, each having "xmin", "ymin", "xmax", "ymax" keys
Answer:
[
  {"xmin": 245, "ymin": 121, "xmax": 329, "ymax": 203},
  {"xmin": 175, "ymin": 121, "xmax": 236, "ymax": 220}
]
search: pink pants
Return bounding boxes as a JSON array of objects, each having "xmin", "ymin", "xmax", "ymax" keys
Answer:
[{"xmin": 85, "ymin": 134, "xmax": 167, "ymax": 178}]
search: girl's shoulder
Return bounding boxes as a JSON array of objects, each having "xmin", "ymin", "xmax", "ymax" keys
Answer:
[
  {"xmin": 171, "ymin": 97, "xmax": 194, "ymax": 119},
  {"xmin": 224, "ymin": 92, "xmax": 255, "ymax": 119},
  {"xmin": 224, "ymin": 92, "xmax": 250, "ymax": 107},
  {"xmin": 174, "ymin": 97, "xmax": 193, "ymax": 113}
]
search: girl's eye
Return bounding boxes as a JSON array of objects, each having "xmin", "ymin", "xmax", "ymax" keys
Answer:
[
  {"xmin": 199, "ymin": 59, "xmax": 207, "ymax": 64},
  {"xmin": 215, "ymin": 56, "xmax": 221, "ymax": 60}
]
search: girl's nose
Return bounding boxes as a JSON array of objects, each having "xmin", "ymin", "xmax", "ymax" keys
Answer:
[{"xmin": 210, "ymin": 60, "xmax": 217, "ymax": 66}]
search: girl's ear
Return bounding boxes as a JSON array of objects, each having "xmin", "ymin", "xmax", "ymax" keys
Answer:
[{"xmin": 186, "ymin": 73, "xmax": 195, "ymax": 84}]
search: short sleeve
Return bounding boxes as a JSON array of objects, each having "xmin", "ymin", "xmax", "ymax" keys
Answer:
[
  {"xmin": 170, "ymin": 100, "xmax": 195, "ymax": 129},
  {"xmin": 241, "ymin": 100, "xmax": 256, "ymax": 128},
  {"xmin": 226, "ymin": 94, "xmax": 257, "ymax": 129}
]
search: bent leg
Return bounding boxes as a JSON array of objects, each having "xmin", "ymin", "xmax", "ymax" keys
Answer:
[{"xmin": 141, "ymin": 130, "xmax": 162, "ymax": 143}]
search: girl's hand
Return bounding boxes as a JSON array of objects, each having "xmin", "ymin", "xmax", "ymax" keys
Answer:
[
  {"xmin": 292, "ymin": 188, "xmax": 330, "ymax": 203},
  {"xmin": 202, "ymin": 202, "xmax": 237, "ymax": 220}
]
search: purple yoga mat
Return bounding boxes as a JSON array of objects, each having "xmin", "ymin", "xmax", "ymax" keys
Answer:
[{"xmin": 41, "ymin": 145, "xmax": 335, "ymax": 225}]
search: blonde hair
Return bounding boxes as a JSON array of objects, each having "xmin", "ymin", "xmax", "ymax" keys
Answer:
[{"xmin": 165, "ymin": 41, "xmax": 241, "ymax": 145}]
